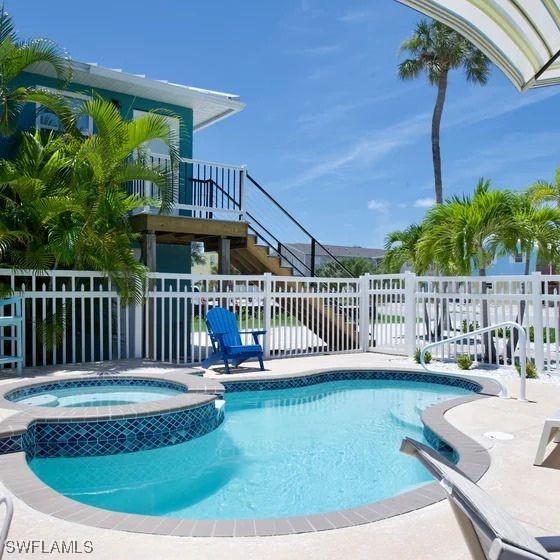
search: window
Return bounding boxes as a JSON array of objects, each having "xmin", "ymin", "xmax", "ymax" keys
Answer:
[
  {"xmin": 132, "ymin": 110, "xmax": 180, "ymax": 155},
  {"xmin": 35, "ymin": 89, "xmax": 93, "ymax": 136},
  {"xmin": 510, "ymin": 254, "xmax": 525, "ymax": 264}
]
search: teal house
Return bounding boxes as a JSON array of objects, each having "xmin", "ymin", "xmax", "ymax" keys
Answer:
[{"xmin": 10, "ymin": 60, "xmax": 246, "ymax": 274}]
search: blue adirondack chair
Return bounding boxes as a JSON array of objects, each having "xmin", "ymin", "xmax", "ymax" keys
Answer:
[{"xmin": 202, "ymin": 308, "xmax": 266, "ymax": 374}]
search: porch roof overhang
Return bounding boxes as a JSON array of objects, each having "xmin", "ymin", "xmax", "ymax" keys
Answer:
[
  {"xmin": 396, "ymin": 0, "xmax": 560, "ymax": 91},
  {"xmin": 28, "ymin": 60, "xmax": 245, "ymax": 130}
]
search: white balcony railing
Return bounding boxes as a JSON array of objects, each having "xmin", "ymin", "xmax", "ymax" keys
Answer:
[{"xmin": 130, "ymin": 155, "xmax": 246, "ymax": 221}]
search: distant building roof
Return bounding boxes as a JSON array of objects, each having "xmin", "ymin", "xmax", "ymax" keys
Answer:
[
  {"xmin": 287, "ymin": 243, "xmax": 385, "ymax": 259},
  {"xmin": 28, "ymin": 60, "xmax": 245, "ymax": 131}
]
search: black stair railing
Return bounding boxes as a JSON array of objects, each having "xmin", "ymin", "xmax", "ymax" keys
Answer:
[
  {"xmin": 245, "ymin": 173, "xmax": 353, "ymax": 278},
  {"xmin": 191, "ymin": 175, "xmax": 353, "ymax": 278}
]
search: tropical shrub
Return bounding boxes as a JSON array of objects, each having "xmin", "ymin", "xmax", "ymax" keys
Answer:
[
  {"xmin": 514, "ymin": 360, "xmax": 538, "ymax": 379},
  {"xmin": 456, "ymin": 354, "xmax": 473, "ymax": 370},
  {"xmin": 414, "ymin": 347, "xmax": 432, "ymax": 364},
  {"xmin": 0, "ymin": 99, "xmax": 177, "ymax": 302}
]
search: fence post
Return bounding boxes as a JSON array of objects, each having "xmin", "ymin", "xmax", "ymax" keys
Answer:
[
  {"xmin": 359, "ymin": 274, "xmax": 371, "ymax": 352},
  {"xmin": 263, "ymin": 273, "xmax": 272, "ymax": 358},
  {"xmin": 404, "ymin": 271, "xmax": 417, "ymax": 357},
  {"xmin": 531, "ymin": 271, "xmax": 544, "ymax": 373},
  {"xmin": 133, "ymin": 302, "xmax": 143, "ymax": 359}
]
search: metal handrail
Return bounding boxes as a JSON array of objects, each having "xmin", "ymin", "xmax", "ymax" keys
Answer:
[
  {"xmin": 246, "ymin": 173, "xmax": 354, "ymax": 277},
  {"xmin": 420, "ymin": 321, "xmax": 528, "ymax": 402},
  {"xmin": 193, "ymin": 178, "xmax": 324, "ymax": 276},
  {"xmin": 0, "ymin": 492, "xmax": 13, "ymax": 560}
]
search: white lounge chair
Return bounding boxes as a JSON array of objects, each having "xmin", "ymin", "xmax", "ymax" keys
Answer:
[
  {"xmin": 401, "ymin": 437, "xmax": 560, "ymax": 560},
  {"xmin": 534, "ymin": 409, "xmax": 560, "ymax": 466}
]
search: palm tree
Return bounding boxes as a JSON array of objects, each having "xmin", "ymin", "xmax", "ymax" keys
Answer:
[
  {"xmin": 382, "ymin": 223, "xmax": 423, "ymax": 273},
  {"xmin": 0, "ymin": 98, "xmax": 178, "ymax": 302},
  {"xmin": 509, "ymin": 192, "xmax": 560, "ymax": 276},
  {"xmin": 501, "ymin": 192, "xmax": 560, "ymax": 355},
  {"xmin": 0, "ymin": 7, "xmax": 72, "ymax": 136},
  {"xmin": 398, "ymin": 20, "xmax": 490, "ymax": 204},
  {"xmin": 417, "ymin": 180, "xmax": 514, "ymax": 361},
  {"xmin": 527, "ymin": 167, "xmax": 560, "ymax": 207},
  {"xmin": 417, "ymin": 179, "xmax": 514, "ymax": 276}
]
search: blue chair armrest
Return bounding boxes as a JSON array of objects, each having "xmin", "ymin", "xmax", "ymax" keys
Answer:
[{"xmin": 239, "ymin": 330, "xmax": 266, "ymax": 345}]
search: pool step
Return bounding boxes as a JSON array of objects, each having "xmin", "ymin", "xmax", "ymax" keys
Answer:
[{"xmin": 389, "ymin": 409, "xmax": 423, "ymax": 434}]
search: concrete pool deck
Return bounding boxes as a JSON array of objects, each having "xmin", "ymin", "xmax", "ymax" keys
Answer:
[{"xmin": 0, "ymin": 352, "xmax": 559, "ymax": 559}]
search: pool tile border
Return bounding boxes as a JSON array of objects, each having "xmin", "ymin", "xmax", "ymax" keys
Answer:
[{"xmin": 0, "ymin": 367, "xmax": 501, "ymax": 537}]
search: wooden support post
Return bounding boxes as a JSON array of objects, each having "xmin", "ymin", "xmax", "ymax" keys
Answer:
[
  {"xmin": 142, "ymin": 231, "xmax": 157, "ymax": 272},
  {"xmin": 218, "ymin": 237, "xmax": 231, "ymax": 275}
]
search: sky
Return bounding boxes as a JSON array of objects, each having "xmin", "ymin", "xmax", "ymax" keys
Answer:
[{"xmin": 11, "ymin": 0, "xmax": 560, "ymax": 249}]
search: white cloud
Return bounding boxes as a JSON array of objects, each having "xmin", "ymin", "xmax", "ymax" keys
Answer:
[
  {"xmin": 414, "ymin": 197, "xmax": 435, "ymax": 208},
  {"xmin": 340, "ymin": 9, "xmax": 376, "ymax": 23},
  {"xmin": 288, "ymin": 44, "xmax": 341, "ymax": 56},
  {"xmin": 280, "ymin": 85, "xmax": 560, "ymax": 191},
  {"xmin": 280, "ymin": 111, "xmax": 429, "ymax": 189},
  {"xmin": 367, "ymin": 199, "xmax": 390, "ymax": 213}
]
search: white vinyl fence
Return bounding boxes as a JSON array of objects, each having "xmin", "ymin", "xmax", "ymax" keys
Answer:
[{"xmin": 2, "ymin": 269, "xmax": 560, "ymax": 375}]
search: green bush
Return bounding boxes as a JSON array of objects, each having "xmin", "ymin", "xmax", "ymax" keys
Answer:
[
  {"xmin": 414, "ymin": 348, "xmax": 432, "ymax": 364},
  {"xmin": 456, "ymin": 354, "xmax": 473, "ymax": 370},
  {"xmin": 462, "ymin": 320, "xmax": 480, "ymax": 333},
  {"xmin": 496, "ymin": 327, "xmax": 511, "ymax": 338},
  {"xmin": 528, "ymin": 325, "xmax": 556, "ymax": 344},
  {"xmin": 514, "ymin": 360, "xmax": 538, "ymax": 379}
]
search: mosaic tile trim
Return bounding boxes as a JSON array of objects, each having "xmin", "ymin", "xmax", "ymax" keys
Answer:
[
  {"xmin": 222, "ymin": 370, "xmax": 482, "ymax": 394},
  {"xmin": 0, "ymin": 402, "xmax": 222, "ymax": 458},
  {"xmin": 5, "ymin": 377, "xmax": 187, "ymax": 403}
]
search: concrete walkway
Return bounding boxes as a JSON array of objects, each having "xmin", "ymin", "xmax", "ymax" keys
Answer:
[{"xmin": 0, "ymin": 353, "xmax": 559, "ymax": 559}]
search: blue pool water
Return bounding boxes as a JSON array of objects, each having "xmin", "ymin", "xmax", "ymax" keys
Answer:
[
  {"xmin": 29, "ymin": 379, "xmax": 470, "ymax": 518},
  {"xmin": 16, "ymin": 384, "xmax": 182, "ymax": 408}
]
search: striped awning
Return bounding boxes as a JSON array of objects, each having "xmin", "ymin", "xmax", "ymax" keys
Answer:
[{"xmin": 396, "ymin": 0, "xmax": 560, "ymax": 91}]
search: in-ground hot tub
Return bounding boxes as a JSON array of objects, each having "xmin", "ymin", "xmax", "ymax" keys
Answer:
[
  {"xmin": 5, "ymin": 378, "xmax": 187, "ymax": 408},
  {"xmin": 0, "ymin": 373, "xmax": 225, "ymax": 458}
]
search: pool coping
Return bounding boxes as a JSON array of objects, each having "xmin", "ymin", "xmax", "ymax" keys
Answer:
[{"xmin": 0, "ymin": 367, "xmax": 501, "ymax": 537}]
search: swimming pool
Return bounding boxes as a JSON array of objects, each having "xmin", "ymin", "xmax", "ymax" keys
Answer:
[
  {"xmin": 29, "ymin": 378, "xmax": 471, "ymax": 519},
  {"xmin": 7, "ymin": 379, "xmax": 185, "ymax": 408}
]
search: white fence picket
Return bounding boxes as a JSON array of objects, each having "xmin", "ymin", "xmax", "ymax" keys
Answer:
[{"xmin": 1, "ymin": 269, "xmax": 560, "ymax": 375}]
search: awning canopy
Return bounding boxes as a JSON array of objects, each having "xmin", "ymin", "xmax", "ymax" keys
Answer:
[{"xmin": 396, "ymin": 0, "xmax": 560, "ymax": 91}]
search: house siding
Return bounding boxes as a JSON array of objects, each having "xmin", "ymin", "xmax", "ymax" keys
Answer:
[{"xmin": 485, "ymin": 252, "xmax": 537, "ymax": 275}]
